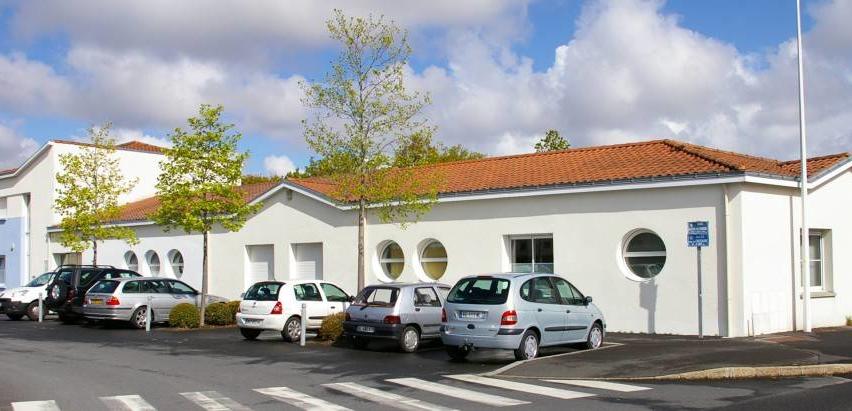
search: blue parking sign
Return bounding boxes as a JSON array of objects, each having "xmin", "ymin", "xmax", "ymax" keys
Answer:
[{"xmin": 688, "ymin": 221, "xmax": 709, "ymax": 247}]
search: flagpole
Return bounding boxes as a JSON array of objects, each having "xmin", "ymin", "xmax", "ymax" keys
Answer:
[{"xmin": 795, "ymin": 0, "xmax": 811, "ymax": 333}]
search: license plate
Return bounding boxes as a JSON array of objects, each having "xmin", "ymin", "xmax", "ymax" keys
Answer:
[
  {"xmin": 356, "ymin": 325, "xmax": 375, "ymax": 333},
  {"xmin": 90, "ymin": 299, "xmax": 103, "ymax": 305},
  {"xmin": 244, "ymin": 318, "xmax": 262, "ymax": 324},
  {"xmin": 459, "ymin": 311, "xmax": 486, "ymax": 320}
]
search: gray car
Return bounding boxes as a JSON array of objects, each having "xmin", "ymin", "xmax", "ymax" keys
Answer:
[
  {"xmin": 83, "ymin": 277, "xmax": 228, "ymax": 328},
  {"xmin": 343, "ymin": 282, "xmax": 450, "ymax": 352},
  {"xmin": 441, "ymin": 273, "xmax": 606, "ymax": 361}
]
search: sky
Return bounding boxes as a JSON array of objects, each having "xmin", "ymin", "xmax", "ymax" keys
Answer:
[{"xmin": 0, "ymin": 0, "xmax": 850, "ymax": 175}]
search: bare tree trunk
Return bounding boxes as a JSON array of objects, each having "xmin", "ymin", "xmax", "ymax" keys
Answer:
[
  {"xmin": 92, "ymin": 240, "xmax": 98, "ymax": 266},
  {"xmin": 200, "ymin": 230, "xmax": 209, "ymax": 327},
  {"xmin": 357, "ymin": 200, "xmax": 366, "ymax": 292}
]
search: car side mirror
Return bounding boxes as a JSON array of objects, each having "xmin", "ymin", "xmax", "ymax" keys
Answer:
[
  {"xmin": 347, "ymin": 295, "xmax": 355, "ymax": 303},
  {"xmin": 584, "ymin": 296, "xmax": 593, "ymax": 305}
]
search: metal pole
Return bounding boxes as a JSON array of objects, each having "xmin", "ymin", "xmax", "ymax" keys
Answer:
[
  {"xmin": 38, "ymin": 292, "xmax": 43, "ymax": 323},
  {"xmin": 300, "ymin": 303, "xmax": 307, "ymax": 347},
  {"xmin": 796, "ymin": 0, "xmax": 812, "ymax": 333},
  {"xmin": 146, "ymin": 295, "xmax": 152, "ymax": 333},
  {"xmin": 697, "ymin": 246, "xmax": 703, "ymax": 339}
]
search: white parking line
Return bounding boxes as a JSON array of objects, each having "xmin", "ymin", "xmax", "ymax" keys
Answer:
[
  {"xmin": 254, "ymin": 387, "xmax": 351, "ymax": 411},
  {"xmin": 99, "ymin": 395, "xmax": 157, "ymax": 411},
  {"xmin": 180, "ymin": 391, "xmax": 253, "ymax": 410},
  {"xmin": 11, "ymin": 400, "xmax": 61, "ymax": 411},
  {"xmin": 387, "ymin": 378, "xmax": 528, "ymax": 407},
  {"xmin": 324, "ymin": 382, "xmax": 457, "ymax": 411},
  {"xmin": 445, "ymin": 374, "xmax": 595, "ymax": 400},
  {"xmin": 545, "ymin": 379, "xmax": 651, "ymax": 392}
]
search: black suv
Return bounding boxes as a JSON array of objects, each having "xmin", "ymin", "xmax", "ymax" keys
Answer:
[{"xmin": 44, "ymin": 265, "xmax": 141, "ymax": 323}]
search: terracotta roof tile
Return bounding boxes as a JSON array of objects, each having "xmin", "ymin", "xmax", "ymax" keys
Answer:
[
  {"xmin": 53, "ymin": 139, "xmax": 165, "ymax": 154},
  {"xmin": 288, "ymin": 139, "xmax": 850, "ymax": 200}
]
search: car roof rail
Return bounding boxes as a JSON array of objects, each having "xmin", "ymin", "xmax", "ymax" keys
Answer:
[{"xmin": 55, "ymin": 264, "xmax": 116, "ymax": 269}]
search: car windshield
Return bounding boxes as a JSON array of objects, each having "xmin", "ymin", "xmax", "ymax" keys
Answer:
[
  {"xmin": 244, "ymin": 283, "xmax": 282, "ymax": 301},
  {"xmin": 25, "ymin": 273, "xmax": 54, "ymax": 287},
  {"xmin": 353, "ymin": 287, "xmax": 399, "ymax": 307},
  {"xmin": 88, "ymin": 280, "xmax": 119, "ymax": 294},
  {"xmin": 447, "ymin": 277, "xmax": 511, "ymax": 305}
]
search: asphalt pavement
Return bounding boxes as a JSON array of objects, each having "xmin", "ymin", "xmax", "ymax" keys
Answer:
[{"xmin": 1, "ymin": 317, "xmax": 851, "ymax": 410}]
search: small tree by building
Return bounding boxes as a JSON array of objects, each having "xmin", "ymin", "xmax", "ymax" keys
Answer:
[
  {"xmin": 153, "ymin": 104, "xmax": 259, "ymax": 326},
  {"xmin": 302, "ymin": 10, "xmax": 441, "ymax": 291},
  {"xmin": 54, "ymin": 123, "xmax": 139, "ymax": 265},
  {"xmin": 534, "ymin": 129, "xmax": 571, "ymax": 152}
]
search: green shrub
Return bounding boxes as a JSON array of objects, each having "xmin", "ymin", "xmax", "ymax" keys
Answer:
[
  {"xmin": 169, "ymin": 303, "xmax": 200, "ymax": 328},
  {"xmin": 318, "ymin": 312, "xmax": 346, "ymax": 341},
  {"xmin": 847, "ymin": 316, "xmax": 852, "ymax": 326},
  {"xmin": 204, "ymin": 302, "xmax": 234, "ymax": 325},
  {"xmin": 225, "ymin": 301, "xmax": 241, "ymax": 323}
]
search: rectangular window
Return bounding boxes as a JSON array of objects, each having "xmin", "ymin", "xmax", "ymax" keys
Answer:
[
  {"xmin": 0, "ymin": 255, "xmax": 5, "ymax": 286},
  {"xmin": 510, "ymin": 235, "xmax": 553, "ymax": 273},
  {"xmin": 802, "ymin": 230, "xmax": 832, "ymax": 292}
]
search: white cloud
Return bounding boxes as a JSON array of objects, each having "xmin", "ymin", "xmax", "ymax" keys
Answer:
[
  {"xmin": 264, "ymin": 155, "xmax": 296, "ymax": 176},
  {"xmin": 0, "ymin": 123, "xmax": 39, "ymax": 169}
]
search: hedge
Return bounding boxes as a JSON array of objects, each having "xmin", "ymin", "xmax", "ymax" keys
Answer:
[
  {"xmin": 204, "ymin": 302, "xmax": 233, "ymax": 326},
  {"xmin": 169, "ymin": 303, "xmax": 200, "ymax": 328},
  {"xmin": 317, "ymin": 312, "xmax": 346, "ymax": 341}
]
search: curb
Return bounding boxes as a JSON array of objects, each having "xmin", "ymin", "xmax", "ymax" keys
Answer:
[{"xmin": 499, "ymin": 363, "xmax": 852, "ymax": 381}]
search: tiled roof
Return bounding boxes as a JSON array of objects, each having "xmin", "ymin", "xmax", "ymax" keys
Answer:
[
  {"xmin": 287, "ymin": 139, "xmax": 850, "ymax": 200},
  {"xmin": 53, "ymin": 139, "xmax": 165, "ymax": 154},
  {"xmin": 110, "ymin": 181, "xmax": 280, "ymax": 223}
]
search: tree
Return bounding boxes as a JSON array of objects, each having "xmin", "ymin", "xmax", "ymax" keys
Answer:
[
  {"xmin": 153, "ymin": 104, "xmax": 259, "ymax": 326},
  {"xmin": 54, "ymin": 123, "xmax": 139, "ymax": 265},
  {"xmin": 392, "ymin": 131, "xmax": 484, "ymax": 168},
  {"xmin": 535, "ymin": 129, "xmax": 571, "ymax": 152},
  {"xmin": 302, "ymin": 10, "xmax": 441, "ymax": 291}
]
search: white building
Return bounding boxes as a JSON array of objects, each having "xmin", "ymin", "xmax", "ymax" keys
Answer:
[{"xmin": 43, "ymin": 139, "xmax": 852, "ymax": 337}]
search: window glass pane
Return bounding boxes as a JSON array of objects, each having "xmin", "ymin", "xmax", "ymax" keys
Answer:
[
  {"xmin": 123, "ymin": 281, "xmax": 140, "ymax": 293},
  {"xmin": 143, "ymin": 280, "xmax": 170, "ymax": 293},
  {"xmin": 534, "ymin": 238, "xmax": 554, "ymax": 263},
  {"xmin": 383, "ymin": 243, "xmax": 404, "ymax": 260},
  {"xmin": 380, "ymin": 242, "xmax": 404, "ymax": 279},
  {"xmin": 353, "ymin": 287, "xmax": 399, "ymax": 306},
  {"xmin": 551, "ymin": 278, "xmax": 578, "ymax": 305},
  {"xmin": 169, "ymin": 280, "xmax": 196, "ymax": 294},
  {"xmin": 244, "ymin": 282, "xmax": 281, "ymax": 301},
  {"xmin": 423, "ymin": 262, "xmax": 447, "ymax": 280},
  {"xmin": 171, "ymin": 252, "xmax": 184, "ymax": 276},
  {"xmin": 808, "ymin": 235, "xmax": 821, "ymax": 260},
  {"xmin": 447, "ymin": 278, "xmax": 510, "ymax": 305},
  {"xmin": 626, "ymin": 256, "xmax": 666, "ymax": 278},
  {"xmin": 624, "ymin": 231, "xmax": 667, "ymax": 279},
  {"xmin": 531, "ymin": 277, "xmax": 558, "ymax": 304},
  {"xmin": 89, "ymin": 280, "xmax": 119, "ymax": 294},
  {"xmin": 809, "ymin": 261, "xmax": 822, "ymax": 287},
  {"xmin": 57, "ymin": 269, "xmax": 73, "ymax": 284},
  {"xmin": 26, "ymin": 273, "xmax": 54, "ymax": 287},
  {"xmin": 422, "ymin": 242, "xmax": 447, "ymax": 259},
  {"xmin": 126, "ymin": 253, "xmax": 139, "ymax": 272},
  {"xmin": 421, "ymin": 241, "xmax": 448, "ymax": 280},
  {"xmin": 79, "ymin": 269, "xmax": 98, "ymax": 286},
  {"xmin": 148, "ymin": 253, "xmax": 160, "ymax": 275},
  {"xmin": 437, "ymin": 287, "xmax": 450, "ymax": 301},
  {"xmin": 626, "ymin": 233, "xmax": 666, "ymax": 253},
  {"xmin": 513, "ymin": 239, "xmax": 532, "ymax": 264},
  {"xmin": 321, "ymin": 283, "xmax": 349, "ymax": 302},
  {"xmin": 414, "ymin": 287, "xmax": 441, "ymax": 307},
  {"xmin": 294, "ymin": 283, "xmax": 323, "ymax": 301}
]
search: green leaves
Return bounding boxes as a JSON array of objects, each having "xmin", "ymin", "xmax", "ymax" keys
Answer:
[
  {"xmin": 54, "ymin": 123, "xmax": 139, "ymax": 256},
  {"xmin": 535, "ymin": 129, "xmax": 571, "ymax": 152}
]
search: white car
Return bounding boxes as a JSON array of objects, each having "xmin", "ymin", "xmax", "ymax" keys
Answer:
[
  {"xmin": 0, "ymin": 272, "xmax": 57, "ymax": 321},
  {"xmin": 236, "ymin": 280, "xmax": 353, "ymax": 342}
]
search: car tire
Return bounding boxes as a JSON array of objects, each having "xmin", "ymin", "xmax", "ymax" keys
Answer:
[
  {"xmin": 240, "ymin": 328, "xmax": 262, "ymax": 340},
  {"xmin": 130, "ymin": 306, "xmax": 149, "ymax": 329},
  {"xmin": 446, "ymin": 346, "xmax": 470, "ymax": 361},
  {"xmin": 352, "ymin": 336, "xmax": 369, "ymax": 350},
  {"xmin": 45, "ymin": 282, "xmax": 68, "ymax": 309},
  {"xmin": 585, "ymin": 322, "xmax": 604, "ymax": 350},
  {"xmin": 514, "ymin": 330, "xmax": 539, "ymax": 361},
  {"xmin": 398, "ymin": 326, "xmax": 420, "ymax": 353},
  {"xmin": 6, "ymin": 313, "xmax": 24, "ymax": 321},
  {"xmin": 282, "ymin": 316, "xmax": 301, "ymax": 342},
  {"xmin": 58, "ymin": 312, "xmax": 77, "ymax": 324},
  {"xmin": 25, "ymin": 301, "xmax": 40, "ymax": 321}
]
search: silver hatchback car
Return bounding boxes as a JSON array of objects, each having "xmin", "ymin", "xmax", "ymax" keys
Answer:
[
  {"xmin": 83, "ymin": 277, "xmax": 228, "ymax": 328},
  {"xmin": 343, "ymin": 283, "xmax": 450, "ymax": 352},
  {"xmin": 441, "ymin": 273, "xmax": 605, "ymax": 361}
]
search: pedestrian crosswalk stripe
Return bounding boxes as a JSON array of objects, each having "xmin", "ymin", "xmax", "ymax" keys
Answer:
[
  {"xmin": 11, "ymin": 400, "xmax": 61, "ymax": 411},
  {"xmin": 445, "ymin": 374, "xmax": 595, "ymax": 400},
  {"xmin": 545, "ymin": 379, "xmax": 651, "ymax": 392},
  {"xmin": 324, "ymin": 382, "xmax": 457, "ymax": 411},
  {"xmin": 254, "ymin": 387, "xmax": 351, "ymax": 411},
  {"xmin": 180, "ymin": 391, "xmax": 252, "ymax": 410},
  {"xmin": 387, "ymin": 377, "xmax": 528, "ymax": 407},
  {"xmin": 99, "ymin": 395, "xmax": 157, "ymax": 411}
]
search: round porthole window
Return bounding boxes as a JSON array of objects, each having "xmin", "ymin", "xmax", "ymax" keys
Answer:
[
  {"xmin": 420, "ymin": 240, "xmax": 448, "ymax": 280},
  {"xmin": 622, "ymin": 230, "xmax": 666, "ymax": 280},
  {"xmin": 379, "ymin": 242, "xmax": 404, "ymax": 280}
]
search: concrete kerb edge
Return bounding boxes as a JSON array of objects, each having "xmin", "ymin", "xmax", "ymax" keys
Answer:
[
  {"xmin": 498, "ymin": 363, "xmax": 852, "ymax": 381},
  {"xmin": 481, "ymin": 342, "xmax": 624, "ymax": 377}
]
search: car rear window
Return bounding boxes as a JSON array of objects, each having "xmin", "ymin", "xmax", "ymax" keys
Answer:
[
  {"xmin": 353, "ymin": 287, "xmax": 399, "ymax": 307},
  {"xmin": 447, "ymin": 277, "xmax": 511, "ymax": 305},
  {"xmin": 244, "ymin": 283, "xmax": 282, "ymax": 301},
  {"xmin": 89, "ymin": 280, "xmax": 119, "ymax": 294}
]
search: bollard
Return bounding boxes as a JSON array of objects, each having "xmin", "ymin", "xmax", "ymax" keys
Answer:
[
  {"xmin": 300, "ymin": 303, "xmax": 306, "ymax": 347},
  {"xmin": 38, "ymin": 292, "xmax": 44, "ymax": 323},
  {"xmin": 146, "ymin": 295, "xmax": 152, "ymax": 333}
]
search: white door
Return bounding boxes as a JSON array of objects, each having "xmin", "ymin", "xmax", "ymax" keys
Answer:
[
  {"xmin": 245, "ymin": 245, "xmax": 275, "ymax": 290},
  {"xmin": 291, "ymin": 243, "xmax": 323, "ymax": 280}
]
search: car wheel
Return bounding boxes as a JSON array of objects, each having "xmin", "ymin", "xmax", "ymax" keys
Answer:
[
  {"xmin": 282, "ymin": 316, "xmax": 301, "ymax": 342},
  {"xmin": 399, "ymin": 326, "xmax": 420, "ymax": 353},
  {"xmin": 446, "ymin": 346, "xmax": 470, "ymax": 361},
  {"xmin": 514, "ymin": 330, "xmax": 539, "ymax": 361},
  {"xmin": 6, "ymin": 313, "xmax": 24, "ymax": 321},
  {"xmin": 46, "ymin": 283, "xmax": 68, "ymax": 309},
  {"xmin": 25, "ymin": 301, "xmax": 40, "ymax": 321},
  {"xmin": 240, "ymin": 328, "xmax": 262, "ymax": 340},
  {"xmin": 585, "ymin": 322, "xmax": 604, "ymax": 350},
  {"xmin": 58, "ymin": 312, "xmax": 77, "ymax": 324},
  {"xmin": 130, "ymin": 306, "xmax": 149, "ymax": 329}
]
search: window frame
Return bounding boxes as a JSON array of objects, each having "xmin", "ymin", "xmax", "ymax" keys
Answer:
[
  {"xmin": 125, "ymin": 252, "xmax": 139, "ymax": 272},
  {"xmin": 509, "ymin": 234, "xmax": 554, "ymax": 273},
  {"xmin": 622, "ymin": 230, "xmax": 667, "ymax": 281},
  {"xmin": 413, "ymin": 287, "xmax": 442, "ymax": 308},
  {"xmin": 170, "ymin": 251, "xmax": 184, "ymax": 277},
  {"xmin": 147, "ymin": 252, "xmax": 161, "ymax": 276},
  {"xmin": 806, "ymin": 230, "xmax": 830, "ymax": 292},
  {"xmin": 378, "ymin": 242, "xmax": 405, "ymax": 280},
  {"xmin": 320, "ymin": 283, "xmax": 349, "ymax": 302},
  {"xmin": 293, "ymin": 283, "xmax": 323, "ymax": 302},
  {"xmin": 419, "ymin": 240, "xmax": 448, "ymax": 280}
]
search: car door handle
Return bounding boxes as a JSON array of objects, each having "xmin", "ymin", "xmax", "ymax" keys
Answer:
[
  {"xmin": 566, "ymin": 309, "xmax": 571, "ymax": 314},
  {"xmin": 415, "ymin": 308, "xmax": 421, "ymax": 312},
  {"xmin": 537, "ymin": 308, "xmax": 543, "ymax": 312}
]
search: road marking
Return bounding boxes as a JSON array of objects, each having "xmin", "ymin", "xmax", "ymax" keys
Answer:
[
  {"xmin": 11, "ymin": 400, "xmax": 61, "ymax": 411},
  {"xmin": 545, "ymin": 379, "xmax": 651, "ymax": 392},
  {"xmin": 445, "ymin": 374, "xmax": 595, "ymax": 400},
  {"xmin": 386, "ymin": 378, "xmax": 528, "ymax": 407},
  {"xmin": 99, "ymin": 395, "xmax": 157, "ymax": 411},
  {"xmin": 180, "ymin": 391, "xmax": 253, "ymax": 410},
  {"xmin": 324, "ymin": 382, "xmax": 457, "ymax": 411},
  {"xmin": 254, "ymin": 387, "xmax": 351, "ymax": 411}
]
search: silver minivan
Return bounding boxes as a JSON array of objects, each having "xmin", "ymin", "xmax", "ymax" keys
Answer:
[
  {"xmin": 343, "ymin": 283, "xmax": 450, "ymax": 352},
  {"xmin": 84, "ymin": 277, "xmax": 228, "ymax": 328},
  {"xmin": 441, "ymin": 273, "xmax": 605, "ymax": 361}
]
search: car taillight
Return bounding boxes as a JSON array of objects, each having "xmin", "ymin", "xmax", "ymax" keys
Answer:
[
  {"xmin": 270, "ymin": 301, "xmax": 283, "ymax": 315},
  {"xmin": 441, "ymin": 308, "xmax": 447, "ymax": 323},
  {"xmin": 500, "ymin": 310, "xmax": 518, "ymax": 326},
  {"xmin": 345, "ymin": 312, "xmax": 351, "ymax": 321},
  {"xmin": 383, "ymin": 315, "xmax": 401, "ymax": 325},
  {"xmin": 106, "ymin": 296, "xmax": 120, "ymax": 306}
]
